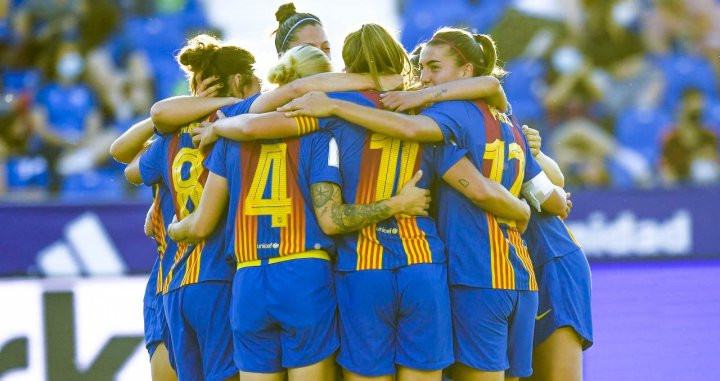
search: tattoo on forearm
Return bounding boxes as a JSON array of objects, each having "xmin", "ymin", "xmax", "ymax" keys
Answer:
[
  {"xmin": 458, "ymin": 179, "xmax": 470, "ymax": 188},
  {"xmin": 431, "ymin": 88, "xmax": 448, "ymax": 99},
  {"xmin": 331, "ymin": 202, "xmax": 393, "ymax": 233}
]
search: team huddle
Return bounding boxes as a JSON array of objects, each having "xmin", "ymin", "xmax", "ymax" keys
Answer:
[{"xmin": 109, "ymin": 3, "xmax": 593, "ymax": 381}]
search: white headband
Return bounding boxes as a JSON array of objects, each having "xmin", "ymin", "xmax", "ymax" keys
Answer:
[{"xmin": 280, "ymin": 17, "xmax": 320, "ymax": 52}]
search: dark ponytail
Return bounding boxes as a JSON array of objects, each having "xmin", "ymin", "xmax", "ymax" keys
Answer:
[
  {"xmin": 273, "ymin": 2, "xmax": 322, "ymax": 54},
  {"xmin": 427, "ymin": 28, "xmax": 505, "ymax": 78},
  {"xmin": 177, "ymin": 34, "xmax": 256, "ymax": 96}
]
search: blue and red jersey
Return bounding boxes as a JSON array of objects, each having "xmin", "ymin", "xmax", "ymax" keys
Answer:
[
  {"xmin": 423, "ymin": 100, "xmax": 541, "ymax": 290},
  {"xmin": 205, "ymin": 131, "xmax": 341, "ymax": 264},
  {"xmin": 148, "ymin": 183, "xmax": 178, "ymax": 294},
  {"xmin": 301, "ymin": 91, "xmax": 465, "ymax": 271},
  {"xmin": 138, "ymin": 95, "xmax": 260, "ymax": 291}
]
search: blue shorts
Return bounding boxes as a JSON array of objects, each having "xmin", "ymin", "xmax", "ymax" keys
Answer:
[
  {"xmin": 534, "ymin": 249, "xmax": 593, "ymax": 349},
  {"xmin": 451, "ymin": 287, "xmax": 538, "ymax": 377},
  {"xmin": 164, "ymin": 281, "xmax": 236, "ymax": 381},
  {"xmin": 144, "ymin": 293, "xmax": 174, "ymax": 365},
  {"xmin": 335, "ymin": 264, "xmax": 453, "ymax": 376},
  {"xmin": 230, "ymin": 258, "xmax": 339, "ymax": 373}
]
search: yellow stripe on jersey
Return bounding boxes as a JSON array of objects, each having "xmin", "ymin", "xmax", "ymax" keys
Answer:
[
  {"xmin": 508, "ymin": 229, "xmax": 538, "ymax": 290},
  {"xmin": 180, "ymin": 242, "xmax": 204, "ymax": 287},
  {"xmin": 488, "ymin": 215, "xmax": 515, "ymax": 289},
  {"xmin": 236, "ymin": 249, "xmax": 330, "ymax": 269},
  {"xmin": 295, "ymin": 116, "xmax": 320, "ymax": 135},
  {"xmin": 156, "ymin": 262, "xmax": 163, "ymax": 294}
]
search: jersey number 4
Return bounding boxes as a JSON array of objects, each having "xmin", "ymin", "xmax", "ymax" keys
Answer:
[{"xmin": 244, "ymin": 143, "xmax": 292, "ymax": 227}]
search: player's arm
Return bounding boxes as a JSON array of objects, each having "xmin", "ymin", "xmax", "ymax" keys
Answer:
[
  {"xmin": 442, "ymin": 157, "xmax": 530, "ymax": 228},
  {"xmin": 109, "ymin": 117, "xmax": 154, "ymax": 164},
  {"xmin": 279, "ymin": 91, "xmax": 445, "ymax": 142},
  {"xmin": 248, "ymin": 73, "xmax": 402, "ymax": 113},
  {"xmin": 380, "ymin": 76, "xmax": 507, "ymax": 112},
  {"xmin": 190, "ymin": 112, "xmax": 302, "ymax": 150},
  {"xmin": 168, "ymin": 172, "xmax": 229, "ymax": 243},
  {"xmin": 124, "ymin": 146, "xmax": 147, "ymax": 185},
  {"xmin": 150, "ymin": 76, "xmax": 239, "ymax": 133},
  {"xmin": 310, "ymin": 170, "xmax": 430, "ymax": 235}
]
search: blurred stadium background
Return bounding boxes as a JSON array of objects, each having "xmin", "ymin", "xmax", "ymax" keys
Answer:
[{"xmin": 1, "ymin": 0, "xmax": 719, "ymax": 379}]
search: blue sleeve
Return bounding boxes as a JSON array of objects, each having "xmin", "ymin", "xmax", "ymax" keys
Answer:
[
  {"xmin": 308, "ymin": 132, "xmax": 342, "ymax": 186},
  {"xmin": 206, "ymin": 138, "xmax": 228, "ymax": 178},
  {"xmin": 420, "ymin": 101, "xmax": 469, "ymax": 144},
  {"xmin": 138, "ymin": 138, "xmax": 165, "ymax": 186},
  {"xmin": 220, "ymin": 93, "xmax": 261, "ymax": 117},
  {"xmin": 433, "ymin": 143, "xmax": 468, "ymax": 177}
]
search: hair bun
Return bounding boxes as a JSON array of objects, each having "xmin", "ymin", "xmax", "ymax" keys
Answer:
[
  {"xmin": 177, "ymin": 34, "xmax": 222, "ymax": 73},
  {"xmin": 275, "ymin": 3, "xmax": 297, "ymax": 24}
]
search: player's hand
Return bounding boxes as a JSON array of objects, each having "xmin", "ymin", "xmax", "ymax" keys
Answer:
[
  {"xmin": 278, "ymin": 91, "xmax": 334, "ymax": 117},
  {"xmin": 143, "ymin": 204, "xmax": 155, "ymax": 238},
  {"xmin": 377, "ymin": 74, "xmax": 403, "ymax": 92},
  {"xmin": 191, "ymin": 121, "xmax": 218, "ymax": 150},
  {"xmin": 522, "ymin": 125, "xmax": 542, "ymax": 157},
  {"xmin": 195, "ymin": 75, "xmax": 222, "ymax": 97},
  {"xmin": 168, "ymin": 215, "xmax": 180, "ymax": 241},
  {"xmin": 380, "ymin": 90, "xmax": 427, "ymax": 112},
  {"xmin": 395, "ymin": 170, "xmax": 431, "ymax": 217},
  {"xmin": 563, "ymin": 192, "xmax": 573, "ymax": 219},
  {"xmin": 516, "ymin": 199, "xmax": 531, "ymax": 234}
]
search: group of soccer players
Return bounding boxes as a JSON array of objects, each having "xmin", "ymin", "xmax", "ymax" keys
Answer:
[{"xmin": 109, "ymin": 3, "xmax": 593, "ymax": 381}]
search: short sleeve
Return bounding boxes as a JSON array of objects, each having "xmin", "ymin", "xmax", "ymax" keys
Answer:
[
  {"xmin": 220, "ymin": 93, "xmax": 261, "ymax": 117},
  {"xmin": 138, "ymin": 138, "xmax": 165, "ymax": 186},
  {"xmin": 206, "ymin": 138, "xmax": 228, "ymax": 178},
  {"xmin": 420, "ymin": 101, "xmax": 469, "ymax": 144},
  {"xmin": 433, "ymin": 142, "xmax": 469, "ymax": 177},
  {"xmin": 307, "ymin": 132, "xmax": 342, "ymax": 186}
]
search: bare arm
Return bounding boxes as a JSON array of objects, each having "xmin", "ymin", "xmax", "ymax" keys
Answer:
[
  {"xmin": 249, "ymin": 73, "xmax": 402, "ymax": 113},
  {"xmin": 381, "ymin": 76, "xmax": 507, "ymax": 112},
  {"xmin": 109, "ymin": 117, "xmax": 154, "ymax": 163},
  {"xmin": 191, "ymin": 112, "xmax": 301, "ymax": 150},
  {"xmin": 442, "ymin": 157, "xmax": 531, "ymax": 230},
  {"xmin": 310, "ymin": 171, "xmax": 430, "ymax": 235},
  {"xmin": 123, "ymin": 148, "xmax": 144, "ymax": 185},
  {"xmin": 279, "ymin": 92, "xmax": 445, "ymax": 142},
  {"xmin": 168, "ymin": 172, "xmax": 229, "ymax": 243},
  {"xmin": 150, "ymin": 96, "xmax": 238, "ymax": 133}
]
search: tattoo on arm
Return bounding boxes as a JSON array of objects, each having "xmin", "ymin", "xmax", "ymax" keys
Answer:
[
  {"xmin": 431, "ymin": 88, "xmax": 448, "ymax": 99},
  {"xmin": 311, "ymin": 182, "xmax": 394, "ymax": 234},
  {"xmin": 458, "ymin": 179, "xmax": 470, "ymax": 188}
]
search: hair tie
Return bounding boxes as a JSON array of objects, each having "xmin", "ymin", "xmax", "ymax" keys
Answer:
[
  {"xmin": 430, "ymin": 37, "xmax": 469, "ymax": 65},
  {"xmin": 280, "ymin": 17, "xmax": 320, "ymax": 52}
]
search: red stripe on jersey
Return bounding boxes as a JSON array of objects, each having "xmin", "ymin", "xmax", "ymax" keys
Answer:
[
  {"xmin": 472, "ymin": 101, "xmax": 503, "ymax": 178},
  {"xmin": 279, "ymin": 139, "xmax": 306, "ymax": 255},
  {"xmin": 354, "ymin": 134, "xmax": 385, "ymax": 270},
  {"xmin": 166, "ymin": 134, "xmax": 182, "ymax": 217},
  {"xmin": 236, "ymin": 143, "xmax": 260, "ymax": 263}
]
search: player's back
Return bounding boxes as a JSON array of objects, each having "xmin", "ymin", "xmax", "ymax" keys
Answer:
[
  {"xmin": 318, "ymin": 90, "xmax": 446, "ymax": 271},
  {"xmin": 422, "ymin": 99, "xmax": 537, "ymax": 290},
  {"xmin": 139, "ymin": 117, "xmax": 233, "ymax": 293},
  {"xmin": 207, "ymin": 132, "xmax": 338, "ymax": 265}
]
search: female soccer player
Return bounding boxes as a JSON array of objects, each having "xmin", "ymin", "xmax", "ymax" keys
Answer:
[
  {"xmin": 123, "ymin": 34, "xmax": 263, "ymax": 381},
  {"xmin": 279, "ymin": 28, "xmax": 570, "ymax": 381},
  {"xmin": 514, "ymin": 125, "xmax": 592, "ymax": 381},
  {"xmin": 273, "ymin": 2, "xmax": 330, "ymax": 56},
  {"xmin": 165, "ymin": 47, "xmax": 432, "ymax": 381},
  {"xmin": 193, "ymin": 25, "xmax": 538, "ymax": 381}
]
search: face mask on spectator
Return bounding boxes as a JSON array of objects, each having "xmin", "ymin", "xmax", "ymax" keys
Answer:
[
  {"xmin": 552, "ymin": 46, "xmax": 583, "ymax": 74},
  {"xmin": 57, "ymin": 52, "xmax": 84, "ymax": 82}
]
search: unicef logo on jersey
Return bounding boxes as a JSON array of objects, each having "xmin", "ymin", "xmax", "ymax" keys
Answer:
[
  {"xmin": 376, "ymin": 226, "xmax": 399, "ymax": 235},
  {"xmin": 257, "ymin": 243, "xmax": 280, "ymax": 250}
]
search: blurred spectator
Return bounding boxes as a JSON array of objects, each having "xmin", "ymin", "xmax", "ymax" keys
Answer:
[
  {"xmin": 30, "ymin": 40, "xmax": 115, "ymax": 190},
  {"xmin": 643, "ymin": 0, "xmax": 720, "ymax": 58},
  {"xmin": 661, "ymin": 88, "xmax": 720, "ymax": 185}
]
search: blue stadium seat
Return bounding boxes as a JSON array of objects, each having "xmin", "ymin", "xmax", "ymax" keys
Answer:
[
  {"xmin": 702, "ymin": 96, "xmax": 720, "ymax": 135},
  {"xmin": 5, "ymin": 155, "xmax": 49, "ymax": 190},
  {"xmin": 60, "ymin": 169, "xmax": 126, "ymax": 200},
  {"xmin": 400, "ymin": 0, "xmax": 469, "ymax": 50},
  {"xmin": 615, "ymin": 107, "xmax": 672, "ymax": 165},
  {"xmin": 2, "ymin": 69, "xmax": 42, "ymax": 94},
  {"xmin": 653, "ymin": 53, "xmax": 718, "ymax": 109},
  {"xmin": 503, "ymin": 58, "xmax": 547, "ymax": 122}
]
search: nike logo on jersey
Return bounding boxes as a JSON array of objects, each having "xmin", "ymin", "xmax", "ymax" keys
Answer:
[{"xmin": 536, "ymin": 309, "xmax": 552, "ymax": 320}]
